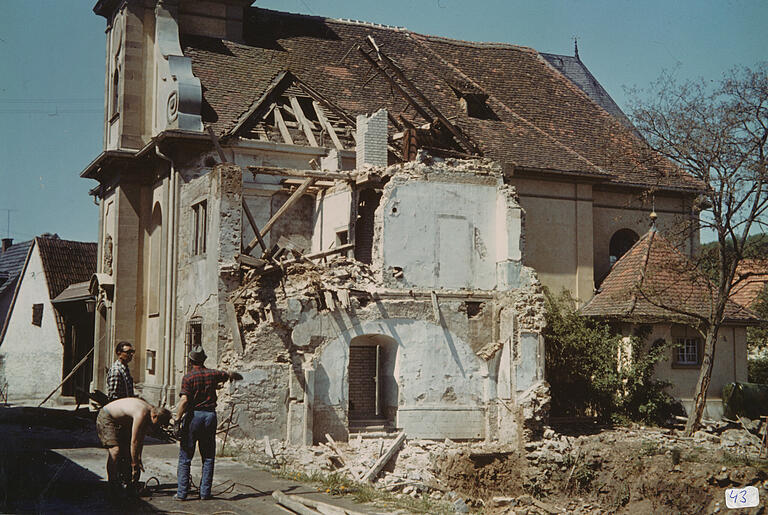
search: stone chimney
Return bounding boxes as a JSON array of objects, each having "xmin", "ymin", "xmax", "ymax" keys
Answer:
[
  {"xmin": 1, "ymin": 238, "xmax": 12, "ymax": 253},
  {"xmin": 356, "ymin": 109, "xmax": 388, "ymax": 169}
]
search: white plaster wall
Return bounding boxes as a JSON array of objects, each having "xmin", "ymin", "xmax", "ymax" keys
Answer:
[
  {"xmin": 315, "ymin": 318, "xmax": 486, "ymax": 438},
  {"xmin": 0, "ymin": 245, "xmax": 64, "ymax": 401},
  {"xmin": 312, "ymin": 189, "xmax": 351, "ymax": 254},
  {"xmin": 381, "ymin": 180, "xmax": 497, "ymax": 290}
]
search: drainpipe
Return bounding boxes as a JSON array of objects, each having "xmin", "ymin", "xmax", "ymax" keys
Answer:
[{"xmin": 156, "ymin": 143, "xmax": 177, "ymax": 405}]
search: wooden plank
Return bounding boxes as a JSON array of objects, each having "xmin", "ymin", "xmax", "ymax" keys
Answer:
[
  {"xmin": 362, "ymin": 431, "xmax": 406, "ymax": 482},
  {"xmin": 262, "ymin": 177, "xmax": 315, "ymax": 237},
  {"xmin": 272, "ymin": 490, "xmax": 321, "ymax": 515},
  {"xmin": 290, "ymin": 96, "xmax": 318, "ymax": 147},
  {"xmin": 38, "ymin": 348, "xmax": 94, "ymax": 407},
  {"xmin": 253, "ymin": 243, "xmax": 355, "ymax": 274},
  {"xmin": 273, "ymin": 107, "xmax": 294, "ymax": 145},
  {"xmin": 237, "ymin": 253, "xmax": 268, "ymax": 268},
  {"xmin": 242, "ymin": 199, "xmax": 267, "ymax": 254},
  {"xmin": 297, "ymin": 497, "xmax": 368, "ymax": 515},
  {"xmin": 248, "ymin": 165, "xmax": 355, "ymax": 181},
  {"xmin": 206, "ymin": 126, "xmax": 228, "ymax": 163},
  {"xmin": 229, "ymin": 71, "xmax": 288, "ymax": 136},
  {"xmin": 325, "ymin": 434, "xmax": 362, "ymax": 481},
  {"xmin": 313, "ymin": 101, "xmax": 343, "ymax": 150},
  {"xmin": 431, "ymin": 291, "xmax": 440, "ymax": 322}
]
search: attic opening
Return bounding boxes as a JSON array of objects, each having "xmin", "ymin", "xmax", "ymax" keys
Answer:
[
  {"xmin": 448, "ymin": 81, "xmax": 498, "ymax": 121},
  {"xmin": 609, "ymin": 228, "xmax": 639, "ymax": 266},
  {"xmin": 354, "ymin": 188, "xmax": 382, "ymax": 264}
]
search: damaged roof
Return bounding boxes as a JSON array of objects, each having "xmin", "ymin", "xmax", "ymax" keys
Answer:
[
  {"xmin": 580, "ymin": 227, "xmax": 757, "ymax": 325},
  {"xmin": 182, "ymin": 7, "xmax": 701, "ymax": 192}
]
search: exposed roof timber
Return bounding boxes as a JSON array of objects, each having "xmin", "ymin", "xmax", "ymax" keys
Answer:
[
  {"xmin": 358, "ymin": 37, "xmax": 482, "ymax": 156},
  {"xmin": 248, "ymin": 165, "xmax": 356, "ymax": 181},
  {"xmin": 229, "ymin": 71, "xmax": 290, "ymax": 137},
  {"xmin": 313, "ymin": 101, "xmax": 344, "ymax": 150},
  {"xmin": 272, "ymin": 107, "xmax": 294, "ymax": 145},
  {"xmin": 289, "ymin": 96, "xmax": 318, "ymax": 147},
  {"xmin": 228, "ymin": 71, "xmax": 359, "ymax": 148}
]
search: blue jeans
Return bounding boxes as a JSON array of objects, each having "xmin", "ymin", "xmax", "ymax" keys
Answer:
[{"xmin": 176, "ymin": 410, "xmax": 217, "ymax": 499}]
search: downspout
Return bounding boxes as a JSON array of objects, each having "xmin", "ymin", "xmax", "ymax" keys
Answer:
[{"xmin": 155, "ymin": 143, "xmax": 176, "ymax": 406}]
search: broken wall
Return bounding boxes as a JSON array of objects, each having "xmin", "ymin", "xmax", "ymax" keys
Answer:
[
  {"xmin": 226, "ymin": 157, "xmax": 547, "ymax": 446},
  {"xmin": 175, "ymin": 163, "xmax": 242, "ymax": 382}
]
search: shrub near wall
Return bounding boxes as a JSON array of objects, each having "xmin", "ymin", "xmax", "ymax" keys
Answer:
[{"xmin": 543, "ymin": 289, "xmax": 680, "ymax": 425}]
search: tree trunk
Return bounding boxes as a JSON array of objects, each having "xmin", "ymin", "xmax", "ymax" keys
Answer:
[{"xmin": 684, "ymin": 326, "xmax": 718, "ymax": 435}]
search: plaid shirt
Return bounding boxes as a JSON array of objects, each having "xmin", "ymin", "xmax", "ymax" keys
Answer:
[
  {"xmin": 180, "ymin": 367, "xmax": 229, "ymax": 411},
  {"xmin": 106, "ymin": 360, "xmax": 134, "ymax": 401}
]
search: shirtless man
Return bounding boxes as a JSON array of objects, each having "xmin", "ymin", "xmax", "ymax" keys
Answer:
[{"xmin": 96, "ymin": 397, "xmax": 171, "ymax": 495}]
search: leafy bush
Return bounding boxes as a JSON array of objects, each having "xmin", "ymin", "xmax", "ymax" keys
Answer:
[
  {"xmin": 544, "ymin": 288, "xmax": 681, "ymax": 424},
  {"xmin": 748, "ymin": 357, "xmax": 768, "ymax": 384}
]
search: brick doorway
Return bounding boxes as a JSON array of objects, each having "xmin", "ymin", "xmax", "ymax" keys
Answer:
[{"xmin": 347, "ymin": 334, "xmax": 398, "ymax": 430}]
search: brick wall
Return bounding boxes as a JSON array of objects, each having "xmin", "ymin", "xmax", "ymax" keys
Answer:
[
  {"xmin": 356, "ymin": 109, "xmax": 388, "ymax": 168},
  {"xmin": 348, "ymin": 345, "xmax": 377, "ymax": 419}
]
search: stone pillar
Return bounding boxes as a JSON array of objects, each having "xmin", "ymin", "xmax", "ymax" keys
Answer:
[{"xmin": 356, "ymin": 109, "xmax": 388, "ymax": 168}]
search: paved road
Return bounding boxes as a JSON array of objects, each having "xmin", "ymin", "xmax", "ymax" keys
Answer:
[{"xmin": 0, "ymin": 406, "xmax": 387, "ymax": 514}]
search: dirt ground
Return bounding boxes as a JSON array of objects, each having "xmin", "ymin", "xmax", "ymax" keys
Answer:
[
  {"xmin": 242, "ymin": 421, "xmax": 768, "ymax": 514},
  {"xmin": 434, "ymin": 422, "xmax": 768, "ymax": 514}
]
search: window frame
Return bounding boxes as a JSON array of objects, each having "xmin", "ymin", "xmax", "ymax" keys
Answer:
[
  {"xmin": 673, "ymin": 336, "xmax": 702, "ymax": 368},
  {"xmin": 32, "ymin": 303, "xmax": 43, "ymax": 327},
  {"xmin": 192, "ymin": 200, "xmax": 208, "ymax": 256}
]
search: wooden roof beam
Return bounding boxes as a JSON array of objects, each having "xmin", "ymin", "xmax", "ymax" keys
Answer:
[{"xmin": 248, "ymin": 165, "xmax": 356, "ymax": 181}]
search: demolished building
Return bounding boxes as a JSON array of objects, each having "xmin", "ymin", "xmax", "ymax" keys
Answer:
[{"xmin": 81, "ymin": 0, "xmax": 704, "ymax": 444}]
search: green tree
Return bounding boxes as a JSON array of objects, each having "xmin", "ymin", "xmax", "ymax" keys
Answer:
[
  {"xmin": 630, "ymin": 64, "xmax": 768, "ymax": 434},
  {"xmin": 544, "ymin": 289, "xmax": 678, "ymax": 424}
]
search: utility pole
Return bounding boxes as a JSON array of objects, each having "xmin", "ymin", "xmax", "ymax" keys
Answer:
[{"xmin": 0, "ymin": 209, "xmax": 18, "ymax": 239}]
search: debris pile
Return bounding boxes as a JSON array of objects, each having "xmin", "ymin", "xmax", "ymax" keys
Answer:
[{"xmin": 227, "ymin": 417, "xmax": 768, "ymax": 514}]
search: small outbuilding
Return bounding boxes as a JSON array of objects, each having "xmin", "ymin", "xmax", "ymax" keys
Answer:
[{"xmin": 580, "ymin": 221, "xmax": 758, "ymax": 419}]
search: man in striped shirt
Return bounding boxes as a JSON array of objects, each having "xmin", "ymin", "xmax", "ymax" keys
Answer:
[{"xmin": 107, "ymin": 341, "xmax": 135, "ymax": 402}]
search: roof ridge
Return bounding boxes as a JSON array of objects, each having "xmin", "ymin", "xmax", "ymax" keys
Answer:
[
  {"xmin": 254, "ymin": 7, "xmax": 537, "ymax": 51},
  {"xmin": 408, "ymin": 33, "xmax": 607, "ymax": 176}
]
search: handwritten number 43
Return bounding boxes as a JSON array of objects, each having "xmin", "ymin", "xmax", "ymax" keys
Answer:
[{"xmin": 728, "ymin": 489, "xmax": 748, "ymax": 504}]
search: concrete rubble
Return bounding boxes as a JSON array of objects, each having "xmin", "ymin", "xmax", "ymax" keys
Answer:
[{"xmin": 220, "ymin": 415, "xmax": 767, "ymax": 514}]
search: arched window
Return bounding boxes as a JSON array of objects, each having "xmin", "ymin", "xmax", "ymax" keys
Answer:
[{"xmin": 609, "ymin": 229, "xmax": 639, "ymax": 266}]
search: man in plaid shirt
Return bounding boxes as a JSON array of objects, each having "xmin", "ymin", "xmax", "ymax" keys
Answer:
[
  {"xmin": 107, "ymin": 341, "xmax": 135, "ymax": 402},
  {"xmin": 173, "ymin": 345, "xmax": 241, "ymax": 500}
]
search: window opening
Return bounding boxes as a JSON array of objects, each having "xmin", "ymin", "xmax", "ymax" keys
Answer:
[
  {"xmin": 354, "ymin": 189, "xmax": 382, "ymax": 264},
  {"xmin": 609, "ymin": 228, "xmax": 639, "ymax": 266},
  {"xmin": 193, "ymin": 200, "xmax": 207, "ymax": 255},
  {"xmin": 32, "ymin": 303, "xmax": 43, "ymax": 326},
  {"xmin": 675, "ymin": 337, "xmax": 700, "ymax": 365},
  {"xmin": 185, "ymin": 318, "xmax": 202, "ymax": 375}
]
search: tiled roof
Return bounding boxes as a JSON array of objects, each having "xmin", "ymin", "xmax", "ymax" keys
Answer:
[
  {"xmin": 581, "ymin": 228, "xmax": 757, "ymax": 324},
  {"xmin": 181, "ymin": 7, "xmax": 702, "ymax": 192},
  {"xmin": 36, "ymin": 236, "xmax": 97, "ymax": 341},
  {"xmin": 540, "ymin": 53, "xmax": 635, "ymax": 131},
  {"xmin": 731, "ymin": 259, "xmax": 768, "ymax": 308},
  {"xmin": 0, "ymin": 240, "xmax": 33, "ymax": 295}
]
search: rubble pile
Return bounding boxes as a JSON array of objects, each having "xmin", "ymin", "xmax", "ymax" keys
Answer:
[{"xmin": 227, "ymin": 417, "xmax": 768, "ymax": 514}]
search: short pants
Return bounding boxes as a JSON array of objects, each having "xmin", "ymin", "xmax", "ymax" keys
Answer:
[{"xmin": 96, "ymin": 407, "xmax": 128, "ymax": 448}]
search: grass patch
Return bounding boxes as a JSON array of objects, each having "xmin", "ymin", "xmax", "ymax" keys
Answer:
[
  {"xmin": 638, "ymin": 440, "xmax": 663, "ymax": 456},
  {"xmin": 275, "ymin": 466, "xmax": 456, "ymax": 514}
]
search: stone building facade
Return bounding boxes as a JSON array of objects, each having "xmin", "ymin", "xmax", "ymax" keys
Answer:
[{"xmin": 82, "ymin": 0, "xmax": 702, "ymax": 442}]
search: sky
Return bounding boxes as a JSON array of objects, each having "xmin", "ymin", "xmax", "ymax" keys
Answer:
[{"xmin": 0, "ymin": 0, "xmax": 766, "ymax": 244}]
